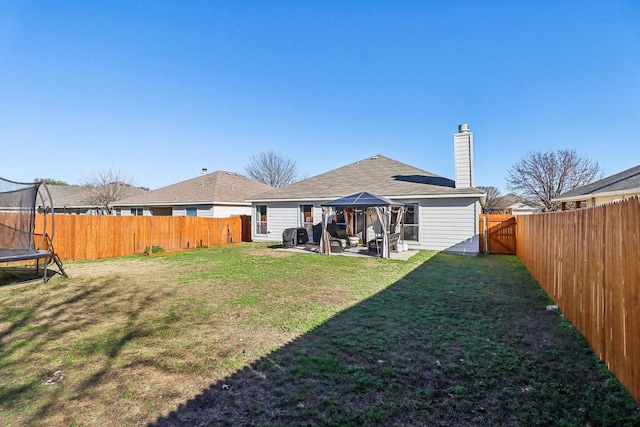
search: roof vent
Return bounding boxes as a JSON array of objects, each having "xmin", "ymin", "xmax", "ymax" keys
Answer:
[
  {"xmin": 200, "ymin": 168, "xmax": 208, "ymax": 176},
  {"xmin": 371, "ymin": 156, "xmax": 379, "ymax": 160}
]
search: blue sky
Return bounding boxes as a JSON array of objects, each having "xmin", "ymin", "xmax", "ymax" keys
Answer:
[{"xmin": 1, "ymin": 1, "xmax": 639, "ymax": 194}]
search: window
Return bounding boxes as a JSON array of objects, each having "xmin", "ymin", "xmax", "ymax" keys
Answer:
[
  {"xmin": 255, "ymin": 205, "xmax": 267, "ymax": 235},
  {"xmin": 300, "ymin": 204, "xmax": 314, "ymax": 242},
  {"xmin": 131, "ymin": 208, "xmax": 143, "ymax": 216},
  {"xmin": 403, "ymin": 204, "xmax": 419, "ymax": 241},
  {"xmin": 115, "ymin": 208, "xmax": 122, "ymax": 216},
  {"xmin": 300, "ymin": 205, "xmax": 313, "ymax": 226},
  {"xmin": 186, "ymin": 207, "xmax": 197, "ymax": 217}
]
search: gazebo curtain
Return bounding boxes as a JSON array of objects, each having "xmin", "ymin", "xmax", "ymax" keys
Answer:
[
  {"xmin": 320, "ymin": 206, "xmax": 331, "ymax": 254},
  {"xmin": 374, "ymin": 206, "xmax": 389, "ymax": 258}
]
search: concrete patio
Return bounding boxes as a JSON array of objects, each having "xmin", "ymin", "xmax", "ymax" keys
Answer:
[{"xmin": 274, "ymin": 243, "xmax": 419, "ymax": 261}]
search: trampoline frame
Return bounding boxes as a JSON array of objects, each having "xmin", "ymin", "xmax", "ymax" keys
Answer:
[{"xmin": 0, "ymin": 178, "xmax": 67, "ymax": 282}]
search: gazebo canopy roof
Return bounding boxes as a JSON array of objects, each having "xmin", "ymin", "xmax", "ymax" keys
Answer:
[{"xmin": 321, "ymin": 191, "xmax": 404, "ymax": 207}]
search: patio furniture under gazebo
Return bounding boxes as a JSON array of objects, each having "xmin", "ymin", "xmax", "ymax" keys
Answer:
[{"xmin": 320, "ymin": 192, "xmax": 405, "ymax": 258}]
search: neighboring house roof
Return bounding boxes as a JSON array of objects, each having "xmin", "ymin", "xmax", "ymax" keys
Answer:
[
  {"xmin": 113, "ymin": 171, "xmax": 273, "ymax": 207},
  {"xmin": 492, "ymin": 194, "xmax": 522, "ymax": 210},
  {"xmin": 43, "ymin": 184, "xmax": 149, "ymax": 208},
  {"xmin": 248, "ymin": 155, "xmax": 484, "ymax": 202},
  {"xmin": 553, "ymin": 164, "xmax": 640, "ymax": 202},
  {"xmin": 492, "ymin": 193, "xmax": 540, "ymax": 211},
  {"xmin": 44, "ymin": 185, "xmax": 89, "ymax": 207},
  {"xmin": 509, "ymin": 202, "xmax": 542, "ymax": 213}
]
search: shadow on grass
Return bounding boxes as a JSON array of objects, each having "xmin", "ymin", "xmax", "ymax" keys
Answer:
[
  {"xmin": 0, "ymin": 266, "xmax": 62, "ymax": 286},
  {"xmin": 0, "ymin": 275, "xmax": 166, "ymax": 425},
  {"xmin": 0, "ymin": 284, "xmax": 99, "ymax": 421},
  {"xmin": 151, "ymin": 253, "xmax": 640, "ymax": 426}
]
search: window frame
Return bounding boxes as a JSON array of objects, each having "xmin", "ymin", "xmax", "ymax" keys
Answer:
[
  {"xmin": 300, "ymin": 204, "xmax": 313, "ymax": 226},
  {"xmin": 402, "ymin": 203, "xmax": 419, "ymax": 242},
  {"xmin": 255, "ymin": 205, "xmax": 268, "ymax": 235}
]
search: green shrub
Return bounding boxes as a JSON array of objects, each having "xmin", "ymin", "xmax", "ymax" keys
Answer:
[{"xmin": 143, "ymin": 245, "xmax": 165, "ymax": 255}]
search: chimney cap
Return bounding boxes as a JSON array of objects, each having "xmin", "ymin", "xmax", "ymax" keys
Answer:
[{"xmin": 458, "ymin": 123, "xmax": 470, "ymax": 133}]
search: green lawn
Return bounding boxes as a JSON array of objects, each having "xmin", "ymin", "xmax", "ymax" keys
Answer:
[{"xmin": 0, "ymin": 243, "xmax": 638, "ymax": 426}]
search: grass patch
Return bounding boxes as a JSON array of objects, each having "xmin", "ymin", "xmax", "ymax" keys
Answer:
[{"xmin": 0, "ymin": 244, "xmax": 637, "ymax": 426}]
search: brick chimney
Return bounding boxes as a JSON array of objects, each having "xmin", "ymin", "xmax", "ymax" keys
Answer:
[{"xmin": 453, "ymin": 124, "xmax": 475, "ymax": 188}]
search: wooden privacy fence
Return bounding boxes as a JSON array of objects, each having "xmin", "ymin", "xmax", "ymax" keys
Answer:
[
  {"xmin": 479, "ymin": 214, "xmax": 516, "ymax": 254},
  {"xmin": 516, "ymin": 197, "xmax": 640, "ymax": 404},
  {"xmin": 33, "ymin": 215, "xmax": 245, "ymax": 261}
]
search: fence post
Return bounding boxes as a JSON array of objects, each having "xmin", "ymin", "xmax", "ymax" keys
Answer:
[{"xmin": 483, "ymin": 215, "xmax": 489, "ymax": 255}]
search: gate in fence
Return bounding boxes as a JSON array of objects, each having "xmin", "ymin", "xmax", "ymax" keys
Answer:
[{"xmin": 479, "ymin": 214, "xmax": 516, "ymax": 255}]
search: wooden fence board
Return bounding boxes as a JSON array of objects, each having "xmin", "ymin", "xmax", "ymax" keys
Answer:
[
  {"xmin": 28, "ymin": 214, "xmax": 243, "ymax": 261},
  {"xmin": 516, "ymin": 197, "xmax": 640, "ymax": 404},
  {"xmin": 479, "ymin": 214, "xmax": 516, "ymax": 254}
]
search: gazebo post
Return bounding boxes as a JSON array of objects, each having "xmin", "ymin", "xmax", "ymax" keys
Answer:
[{"xmin": 320, "ymin": 207, "xmax": 330, "ymax": 254}]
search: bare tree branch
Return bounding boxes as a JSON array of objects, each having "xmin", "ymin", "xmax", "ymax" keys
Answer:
[
  {"xmin": 81, "ymin": 168, "xmax": 137, "ymax": 215},
  {"xmin": 478, "ymin": 186, "xmax": 501, "ymax": 213},
  {"xmin": 506, "ymin": 149, "xmax": 603, "ymax": 211},
  {"xmin": 244, "ymin": 151, "xmax": 303, "ymax": 188}
]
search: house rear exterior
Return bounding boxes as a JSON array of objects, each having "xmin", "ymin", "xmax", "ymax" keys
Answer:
[{"xmin": 248, "ymin": 125, "xmax": 486, "ymax": 255}]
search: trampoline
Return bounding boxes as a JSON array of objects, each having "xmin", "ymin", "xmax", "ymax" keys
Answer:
[{"xmin": 0, "ymin": 177, "xmax": 67, "ymax": 282}]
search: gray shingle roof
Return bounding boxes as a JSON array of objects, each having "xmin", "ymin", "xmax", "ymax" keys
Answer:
[
  {"xmin": 555, "ymin": 164, "xmax": 640, "ymax": 200},
  {"xmin": 45, "ymin": 185, "xmax": 88, "ymax": 207},
  {"xmin": 113, "ymin": 171, "xmax": 273, "ymax": 206},
  {"xmin": 248, "ymin": 155, "xmax": 483, "ymax": 202},
  {"xmin": 43, "ymin": 184, "xmax": 149, "ymax": 208}
]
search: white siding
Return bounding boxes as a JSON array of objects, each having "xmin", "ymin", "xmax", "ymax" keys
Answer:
[
  {"xmin": 117, "ymin": 204, "xmax": 250, "ymax": 218},
  {"xmin": 418, "ymin": 198, "xmax": 479, "ymax": 255},
  {"xmin": 211, "ymin": 205, "xmax": 252, "ymax": 218},
  {"xmin": 172, "ymin": 205, "xmax": 214, "ymax": 217},
  {"xmin": 119, "ymin": 207, "xmax": 149, "ymax": 216},
  {"xmin": 593, "ymin": 193, "xmax": 640, "ymax": 207},
  {"xmin": 252, "ymin": 203, "xmax": 300, "ymax": 242},
  {"xmin": 454, "ymin": 131, "xmax": 474, "ymax": 188},
  {"xmin": 311, "ymin": 206, "xmax": 323, "ymax": 242}
]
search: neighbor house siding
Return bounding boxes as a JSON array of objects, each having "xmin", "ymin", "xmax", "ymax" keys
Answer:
[
  {"xmin": 173, "ymin": 205, "xmax": 214, "ymax": 217},
  {"xmin": 120, "ymin": 207, "xmax": 150, "ymax": 216},
  {"xmin": 419, "ymin": 198, "xmax": 479, "ymax": 255},
  {"xmin": 592, "ymin": 193, "xmax": 640, "ymax": 207},
  {"xmin": 118, "ymin": 204, "xmax": 251, "ymax": 218},
  {"xmin": 211, "ymin": 205, "xmax": 252, "ymax": 218}
]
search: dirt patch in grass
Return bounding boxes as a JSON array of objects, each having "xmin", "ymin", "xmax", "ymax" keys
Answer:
[{"xmin": 0, "ymin": 245, "xmax": 638, "ymax": 426}]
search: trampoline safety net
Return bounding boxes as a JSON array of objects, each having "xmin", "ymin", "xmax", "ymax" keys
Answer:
[
  {"xmin": 0, "ymin": 179, "xmax": 42, "ymax": 257},
  {"xmin": 0, "ymin": 177, "xmax": 67, "ymax": 282}
]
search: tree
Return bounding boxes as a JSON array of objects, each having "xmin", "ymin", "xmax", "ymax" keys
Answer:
[
  {"xmin": 506, "ymin": 149, "xmax": 603, "ymax": 212},
  {"xmin": 81, "ymin": 168, "xmax": 137, "ymax": 215},
  {"xmin": 244, "ymin": 151, "xmax": 303, "ymax": 188},
  {"xmin": 33, "ymin": 178, "xmax": 70, "ymax": 186},
  {"xmin": 478, "ymin": 186, "xmax": 501, "ymax": 213}
]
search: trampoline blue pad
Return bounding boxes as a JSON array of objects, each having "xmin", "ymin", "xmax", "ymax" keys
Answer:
[{"xmin": 0, "ymin": 249, "xmax": 51, "ymax": 262}]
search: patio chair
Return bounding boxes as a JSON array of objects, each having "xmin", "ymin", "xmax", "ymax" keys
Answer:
[{"xmin": 326, "ymin": 223, "xmax": 349, "ymax": 251}]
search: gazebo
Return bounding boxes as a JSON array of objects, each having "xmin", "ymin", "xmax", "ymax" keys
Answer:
[{"xmin": 320, "ymin": 192, "xmax": 405, "ymax": 258}]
